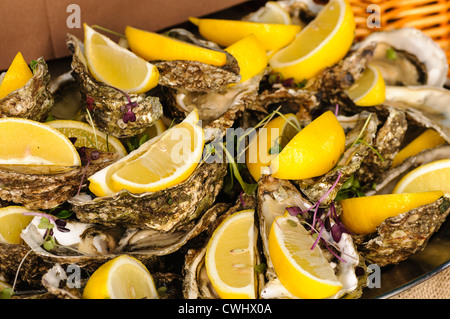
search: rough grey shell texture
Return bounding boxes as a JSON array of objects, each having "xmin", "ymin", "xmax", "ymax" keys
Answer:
[
  {"xmin": 66, "ymin": 34, "xmax": 163, "ymax": 139},
  {"xmin": 152, "ymin": 28, "xmax": 241, "ymax": 93},
  {"xmin": 69, "ymin": 162, "xmax": 227, "ymax": 232},
  {"xmin": 0, "ymin": 149, "xmax": 118, "ymax": 210},
  {"xmin": 0, "ymin": 57, "xmax": 54, "ymax": 121},
  {"xmin": 352, "ymin": 195, "xmax": 450, "ymax": 267}
]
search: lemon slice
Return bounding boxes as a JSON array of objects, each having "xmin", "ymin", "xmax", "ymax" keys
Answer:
[
  {"xmin": 268, "ymin": 213, "xmax": 343, "ymax": 299},
  {"xmin": 246, "ymin": 113, "xmax": 300, "ymax": 181},
  {"xmin": 269, "ymin": 0, "xmax": 355, "ymax": 81},
  {"xmin": 391, "ymin": 129, "xmax": 446, "ymax": 168},
  {"xmin": 339, "ymin": 191, "xmax": 444, "ymax": 235},
  {"xmin": 205, "ymin": 209, "xmax": 257, "ymax": 299},
  {"xmin": 88, "ymin": 110, "xmax": 203, "ymax": 196},
  {"xmin": 47, "ymin": 120, "xmax": 127, "ymax": 158},
  {"xmin": 270, "ymin": 111, "xmax": 345, "ymax": 180},
  {"xmin": 393, "ymin": 159, "xmax": 450, "ymax": 194},
  {"xmin": 0, "ymin": 206, "xmax": 35, "ymax": 245},
  {"xmin": 0, "ymin": 52, "xmax": 33, "ymax": 100},
  {"xmin": 82, "ymin": 255, "xmax": 159, "ymax": 299},
  {"xmin": 247, "ymin": 1, "xmax": 291, "ymax": 24},
  {"xmin": 125, "ymin": 26, "xmax": 227, "ymax": 66},
  {"xmin": 84, "ymin": 24, "xmax": 159, "ymax": 94},
  {"xmin": 189, "ymin": 17, "xmax": 301, "ymax": 52},
  {"xmin": 144, "ymin": 118, "xmax": 167, "ymax": 140},
  {"xmin": 0, "ymin": 117, "xmax": 81, "ymax": 167},
  {"xmin": 225, "ymin": 34, "xmax": 268, "ymax": 83},
  {"xmin": 346, "ymin": 64, "xmax": 386, "ymax": 106}
]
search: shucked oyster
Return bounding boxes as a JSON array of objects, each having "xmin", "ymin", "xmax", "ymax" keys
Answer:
[
  {"xmin": 0, "ymin": 148, "xmax": 118, "ymax": 210},
  {"xmin": 349, "ymin": 194, "xmax": 450, "ymax": 267},
  {"xmin": 353, "ymin": 28, "xmax": 448, "ymax": 87},
  {"xmin": 66, "ymin": 34, "xmax": 163, "ymax": 139},
  {"xmin": 152, "ymin": 28, "xmax": 241, "ymax": 93},
  {"xmin": 0, "ymin": 57, "xmax": 53, "ymax": 121},
  {"xmin": 256, "ymin": 176, "xmax": 365, "ymax": 299},
  {"xmin": 69, "ymin": 161, "xmax": 227, "ymax": 232}
]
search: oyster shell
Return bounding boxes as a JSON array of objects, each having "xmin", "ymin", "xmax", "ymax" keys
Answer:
[
  {"xmin": 350, "ymin": 194, "xmax": 450, "ymax": 267},
  {"xmin": 0, "ymin": 148, "xmax": 118, "ymax": 210},
  {"xmin": 353, "ymin": 28, "xmax": 448, "ymax": 87},
  {"xmin": 0, "ymin": 57, "xmax": 53, "ymax": 121},
  {"xmin": 355, "ymin": 106, "xmax": 408, "ymax": 185},
  {"xmin": 69, "ymin": 161, "xmax": 227, "ymax": 232},
  {"xmin": 66, "ymin": 34, "xmax": 163, "ymax": 139},
  {"xmin": 152, "ymin": 29, "xmax": 241, "ymax": 93},
  {"xmin": 256, "ymin": 176, "xmax": 364, "ymax": 299},
  {"xmin": 164, "ymin": 69, "xmax": 266, "ymax": 143},
  {"xmin": 182, "ymin": 194, "xmax": 265, "ymax": 299}
]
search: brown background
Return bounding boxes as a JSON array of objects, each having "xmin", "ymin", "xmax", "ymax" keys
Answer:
[{"xmin": 0, "ymin": 0, "xmax": 247, "ymax": 70}]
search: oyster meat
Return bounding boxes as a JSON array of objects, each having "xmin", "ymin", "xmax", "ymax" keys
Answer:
[{"xmin": 0, "ymin": 57, "xmax": 54, "ymax": 121}]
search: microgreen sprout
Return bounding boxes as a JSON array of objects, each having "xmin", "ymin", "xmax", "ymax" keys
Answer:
[{"xmin": 76, "ymin": 147, "xmax": 101, "ymax": 195}]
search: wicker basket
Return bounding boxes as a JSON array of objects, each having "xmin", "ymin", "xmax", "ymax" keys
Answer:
[{"xmin": 349, "ymin": 0, "xmax": 450, "ymax": 77}]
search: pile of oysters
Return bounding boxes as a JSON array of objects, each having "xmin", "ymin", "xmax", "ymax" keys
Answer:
[{"xmin": 0, "ymin": 0, "xmax": 449, "ymax": 299}]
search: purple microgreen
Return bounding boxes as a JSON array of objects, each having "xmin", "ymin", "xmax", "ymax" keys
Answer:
[
  {"xmin": 239, "ymin": 191, "xmax": 246, "ymax": 208},
  {"xmin": 335, "ymin": 103, "xmax": 339, "ymax": 116},
  {"xmin": 320, "ymin": 238, "xmax": 347, "ymax": 263},
  {"xmin": 286, "ymin": 206, "xmax": 308, "ymax": 216},
  {"xmin": 282, "ymin": 77, "xmax": 295, "ymax": 87},
  {"xmin": 311, "ymin": 171, "xmax": 342, "ymax": 229},
  {"xmin": 86, "ymin": 96, "xmax": 94, "ymax": 112}
]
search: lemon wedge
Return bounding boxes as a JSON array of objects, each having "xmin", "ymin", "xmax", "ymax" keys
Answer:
[
  {"xmin": 391, "ymin": 129, "xmax": 446, "ymax": 168},
  {"xmin": 84, "ymin": 24, "xmax": 159, "ymax": 94},
  {"xmin": 393, "ymin": 159, "xmax": 450, "ymax": 194},
  {"xmin": 205, "ymin": 209, "xmax": 257, "ymax": 299},
  {"xmin": 88, "ymin": 110, "xmax": 203, "ymax": 196},
  {"xmin": 125, "ymin": 25, "xmax": 227, "ymax": 66},
  {"xmin": 346, "ymin": 64, "xmax": 386, "ymax": 106},
  {"xmin": 0, "ymin": 52, "xmax": 33, "ymax": 100},
  {"xmin": 82, "ymin": 255, "xmax": 159, "ymax": 299},
  {"xmin": 339, "ymin": 191, "xmax": 444, "ymax": 235},
  {"xmin": 270, "ymin": 111, "xmax": 345, "ymax": 180},
  {"xmin": 189, "ymin": 17, "xmax": 301, "ymax": 52},
  {"xmin": 0, "ymin": 117, "xmax": 81, "ymax": 167},
  {"xmin": 47, "ymin": 120, "xmax": 127, "ymax": 158},
  {"xmin": 247, "ymin": 1, "xmax": 291, "ymax": 24},
  {"xmin": 268, "ymin": 213, "xmax": 343, "ymax": 299},
  {"xmin": 269, "ymin": 0, "xmax": 355, "ymax": 81},
  {"xmin": 225, "ymin": 34, "xmax": 268, "ymax": 83},
  {"xmin": 0, "ymin": 206, "xmax": 35, "ymax": 245},
  {"xmin": 246, "ymin": 113, "xmax": 300, "ymax": 181}
]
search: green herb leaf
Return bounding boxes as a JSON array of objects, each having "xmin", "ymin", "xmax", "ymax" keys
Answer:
[
  {"xmin": 254, "ymin": 263, "xmax": 267, "ymax": 274},
  {"xmin": 43, "ymin": 236, "xmax": 56, "ymax": 251},
  {"xmin": 55, "ymin": 210, "xmax": 73, "ymax": 219},
  {"xmin": 38, "ymin": 217, "xmax": 54, "ymax": 230},
  {"xmin": 267, "ymin": 142, "xmax": 282, "ymax": 155},
  {"xmin": 29, "ymin": 60, "xmax": 38, "ymax": 72},
  {"xmin": 0, "ymin": 287, "xmax": 13, "ymax": 299},
  {"xmin": 386, "ymin": 47, "xmax": 397, "ymax": 60}
]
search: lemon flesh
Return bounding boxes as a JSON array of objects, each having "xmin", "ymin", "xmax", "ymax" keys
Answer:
[
  {"xmin": 0, "ymin": 118, "xmax": 81, "ymax": 167},
  {"xmin": 246, "ymin": 113, "xmax": 300, "ymax": 181},
  {"xmin": 339, "ymin": 191, "xmax": 444, "ymax": 235},
  {"xmin": 268, "ymin": 213, "xmax": 342, "ymax": 299},
  {"xmin": 88, "ymin": 110, "xmax": 203, "ymax": 196},
  {"xmin": 0, "ymin": 206, "xmax": 34, "ymax": 244},
  {"xmin": 0, "ymin": 52, "xmax": 33, "ymax": 100},
  {"xmin": 125, "ymin": 26, "xmax": 227, "ymax": 66},
  {"xmin": 269, "ymin": 0, "xmax": 355, "ymax": 81},
  {"xmin": 270, "ymin": 111, "xmax": 345, "ymax": 180},
  {"xmin": 393, "ymin": 159, "xmax": 450, "ymax": 194},
  {"xmin": 346, "ymin": 64, "xmax": 386, "ymax": 106},
  {"xmin": 84, "ymin": 24, "xmax": 159, "ymax": 94},
  {"xmin": 205, "ymin": 209, "xmax": 257, "ymax": 299},
  {"xmin": 82, "ymin": 255, "xmax": 159, "ymax": 299},
  {"xmin": 391, "ymin": 129, "xmax": 446, "ymax": 168},
  {"xmin": 189, "ymin": 17, "xmax": 301, "ymax": 52},
  {"xmin": 47, "ymin": 120, "xmax": 127, "ymax": 158}
]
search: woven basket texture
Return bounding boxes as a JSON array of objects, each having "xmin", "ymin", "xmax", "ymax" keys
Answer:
[{"xmin": 349, "ymin": 0, "xmax": 450, "ymax": 76}]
